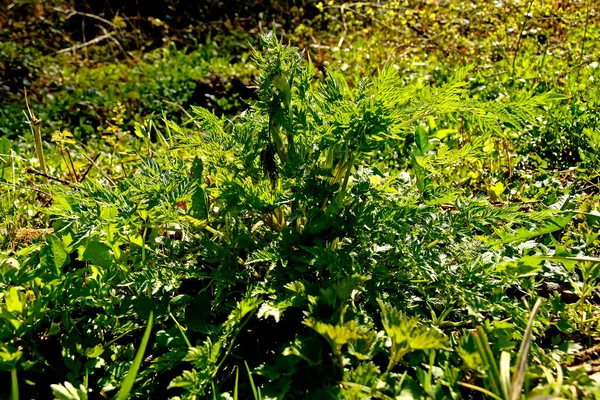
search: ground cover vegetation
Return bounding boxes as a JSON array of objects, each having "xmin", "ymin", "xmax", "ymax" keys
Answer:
[{"xmin": 1, "ymin": 0, "xmax": 600, "ymax": 399}]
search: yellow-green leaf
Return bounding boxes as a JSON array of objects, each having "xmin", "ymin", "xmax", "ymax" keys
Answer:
[{"xmin": 5, "ymin": 287, "xmax": 24, "ymax": 314}]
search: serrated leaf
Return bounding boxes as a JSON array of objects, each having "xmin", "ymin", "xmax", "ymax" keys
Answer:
[
  {"xmin": 304, "ymin": 319, "xmax": 369, "ymax": 348},
  {"xmin": 168, "ymin": 369, "xmax": 199, "ymax": 389},
  {"xmin": 258, "ymin": 301, "xmax": 287, "ymax": 323},
  {"xmin": 378, "ymin": 299, "xmax": 448, "ymax": 369},
  {"xmin": 51, "ymin": 381, "xmax": 88, "ymax": 400}
]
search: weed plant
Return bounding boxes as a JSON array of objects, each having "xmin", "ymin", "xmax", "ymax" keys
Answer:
[{"xmin": 1, "ymin": 32, "xmax": 600, "ymax": 399}]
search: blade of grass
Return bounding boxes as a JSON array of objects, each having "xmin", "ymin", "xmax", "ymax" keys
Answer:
[
  {"xmin": 540, "ymin": 255, "xmax": 600, "ymax": 264},
  {"xmin": 458, "ymin": 382, "xmax": 504, "ymax": 400},
  {"xmin": 499, "ymin": 351, "xmax": 511, "ymax": 400},
  {"xmin": 510, "ymin": 298, "xmax": 543, "ymax": 400},
  {"xmin": 473, "ymin": 326, "xmax": 502, "ymax": 396},
  {"xmin": 552, "ymin": 358, "xmax": 564, "ymax": 396},
  {"xmin": 115, "ymin": 311, "xmax": 154, "ymax": 400},
  {"xmin": 234, "ymin": 366, "xmax": 240, "ymax": 400},
  {"xmin": 244, "ymin": 361, "xmax": 261, "ymax": 400}
]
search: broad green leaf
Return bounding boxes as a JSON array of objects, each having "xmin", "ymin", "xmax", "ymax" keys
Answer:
[
  {"xmin": 258, "ymin": 301, "xmax": 291, "ymax": 323},
  {"xmin": 168, "ymin": 370, "xmax": 199, "ymax": 390},
  {"xmin": 0, "ymin": 137, "xmax": 12, "ymax": 181},
  {"xmin": 284, "ymin": 281, "xmax": 306, "ymax": 295},
  {"xmin": 414, "ymin": 127, "xmax": 432, "ymax": 155},
  {"xmin": 52, "ymin": 196, "xmax": 73, "ymax": 212},
  {"xmin": 547, "ymin": 244, "xmax": 579, "ymax": 271},
  {"xmin": 495, "ymin": 255, "xmax": 544, "ymax": 278},
  {"xmin": 0, "ymin": 136, "xmax": 11, "ymax": 157},
  {"xmin": 347, "ymin": 330, "xmax": 381, "ymax": 360},
  {"xmin": 100, "ymin": 207, "xmax": 119, "ymax": 219},
  {"xmin": 488, "ymin": 181, "xmax": 505, "ymax": 200},
  {"xmin": 82, "ymin": 240, "xmax": 112, "ymax": 268},
  {"xmin": 134, "ymin": 296, "xmax": 158, "ymax": 320},
  {"xmin": 0, "ymin": 344, "xmax": 22, "ymax": 365},
  {"xmin": 5, "ymin": 287, "xmax": 24, "ymax": 314},
  {"xmin": 40, "ymin": 235, "xmax": 68, "ymax": 276}
]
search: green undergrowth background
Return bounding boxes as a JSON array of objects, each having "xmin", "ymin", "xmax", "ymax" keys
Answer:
[{"xmin": 1, "ymin": 1, "xmax": 600, "ymax": 399}]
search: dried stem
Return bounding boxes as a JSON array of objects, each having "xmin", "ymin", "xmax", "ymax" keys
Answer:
[
  {"xmin": 24, "ymin": 167, "xmax": 73, "ymax": 186},
  {"xmin": 24, "ymin": 89, "xmax": 48, "ymax": 184}
]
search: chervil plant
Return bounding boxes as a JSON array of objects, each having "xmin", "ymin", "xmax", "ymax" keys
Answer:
[
  {"xmin": 161, "ymin": 33, "xmax": 577, "ymax": 398},
  {"xmin": 1, "ymin": 32, "xmax": 599, "ymax": 400}
]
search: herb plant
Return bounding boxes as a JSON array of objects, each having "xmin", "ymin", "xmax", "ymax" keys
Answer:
[{"xmin": 1, "ymin": 28, "xmax": 600, "ymax": 400}]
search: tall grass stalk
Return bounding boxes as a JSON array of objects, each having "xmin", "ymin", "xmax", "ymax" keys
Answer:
[{"xmin": 115, "ymin": 311, "xmax": 154, "ymax": 400}]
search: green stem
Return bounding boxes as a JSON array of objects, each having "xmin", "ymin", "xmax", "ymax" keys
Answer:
[
  {"xmin": 115, "ymin": 311, "xmax": 154, "ymax": 400},
  {"xmin": 214, "ymin": 310, "xmax": 256, "ymax": 376},
  {"xmin": 11, "ymin": 368, "xmax": 19, "ymax": 400},
  {"xmin": 397, "ymin": 110, "xmax": 431, "ymax": 130},
  {"xmin": 65, "ymin": 148, "xmax": 78, "ymax": 182},
  {"xmin": 576, "ymin": 0, "xmax": 591, "ymax": 80},
  {"xmin": 269, "ymin": 116, "xmax": 287, "ymax": 163},
  {"xmin": 458, "ymin": 382, "xmax": 504, "ymax": 400},
  {"xmin": 25, "ymin": 91, "xmax": 47, "ymax": 183},
  {"xmin": 383, "ymin": 347, "xmax": 408, "ymax": 378},
  {"xmin": 33, "ymin": 121, "xmax": 47, "ymax": 183},
  {"xmin": 332, "ymin": 344, "xmax": 345, "ymax": 379},
  {"xmin": 105, "ymin": 328, "xmax": 143, "ymax": 347},
  {"xmin": 511, "ymin": 0, "xmax": 535, "ymax": 79},
  {"xmin": 169, "ymin": 312, "xmax": 192, "ymax": 348},
  {"xmin": 141, "ymin": 223, "xmax": 149, "ymax": 264},
  {"xmin": 510, "ymin": 298, "xmax": 543, "ymax": 400},
  {"xmin": 10, "ymin": 148, "xmax": 16, "ymax": 194}
]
